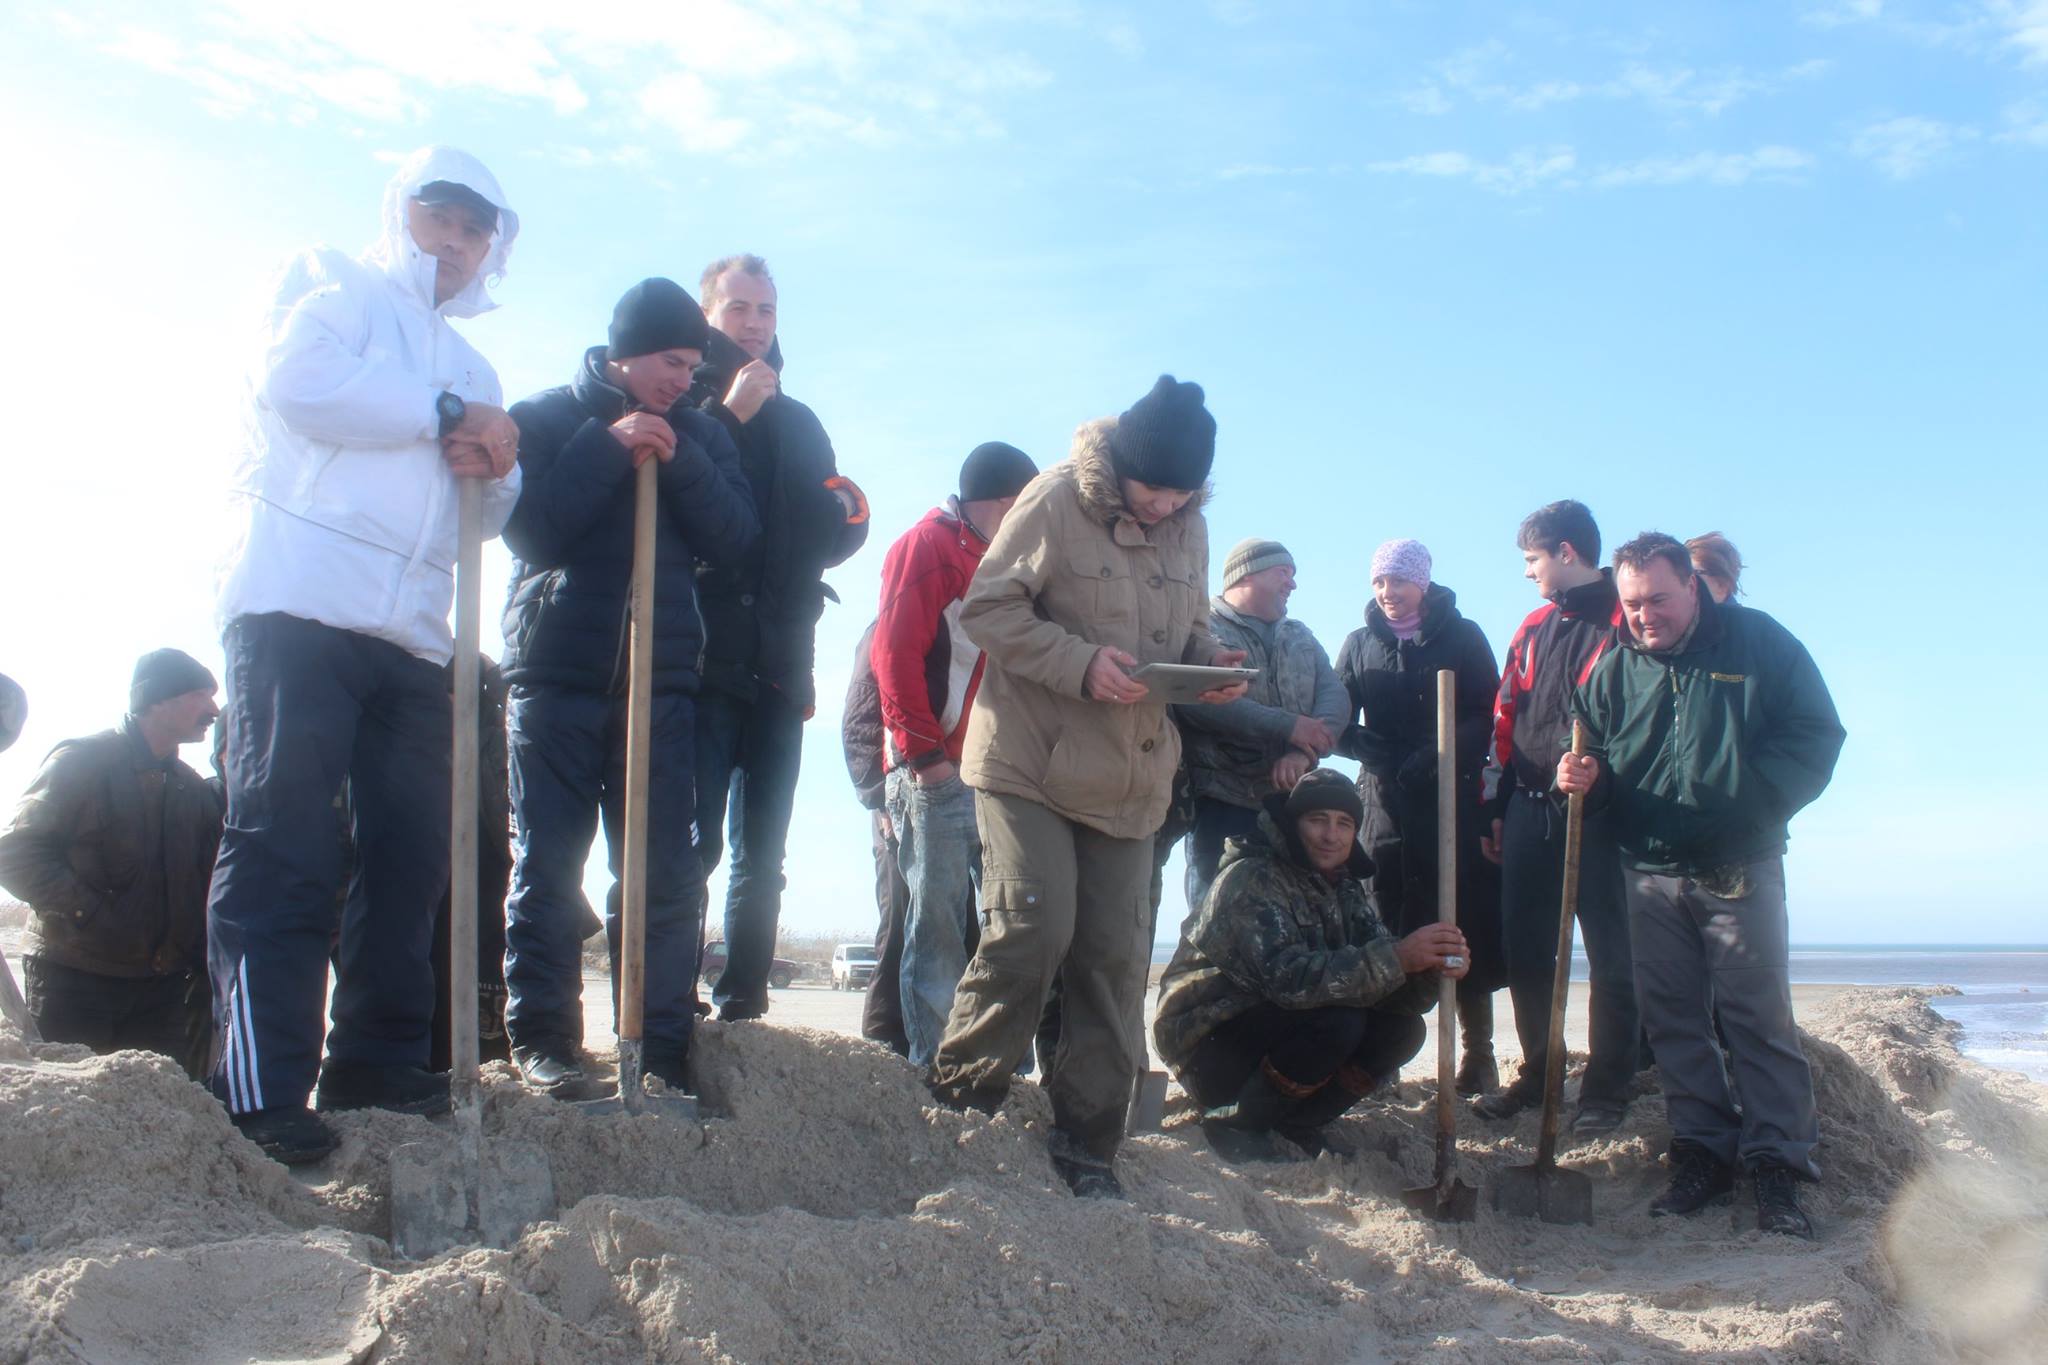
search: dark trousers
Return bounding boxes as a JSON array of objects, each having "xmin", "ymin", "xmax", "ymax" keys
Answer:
[
  {"xmin": 1180, "ymin": 1002, "xmax": 1428, "ymax": 1109},
  {"xmin": 504, "ymin": 687, "xmax": 703, "ymax": 1052},
  {"xmin": 1629, "ymin": 858, "xmax": 1818, "ymax": 1176},
  {"xmin": 694, "ymin": 688, "xmax": 804, "ymax": 1013},
  {"xmin": 24, "ymin": 954, "xmax": 211, "ymax": 1080},
  {"xmin": 1499, "ymin": 791, "xmax": 1639, "ymax": 1105},
  {"xmin": 861, "ymin": 810, "xmax": 911, "ymax": 1054},
  {"xmin": 208, "ymin": 612, "xmax": 452, "ymax": 1115},
  {"xmin": 1183, "ymin": 796, "xmax": 1261, "ymax": 915}
]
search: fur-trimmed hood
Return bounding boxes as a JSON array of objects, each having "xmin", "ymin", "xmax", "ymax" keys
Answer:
[{"xmin": 1065, "ymin": 417, "xmax": 1210, "ymax": 528}]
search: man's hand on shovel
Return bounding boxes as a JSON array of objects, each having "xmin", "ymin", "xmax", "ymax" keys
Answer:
[
  {"xmin": 611, "ymin": 411, "xmax": 676, "ymax": 467},
  {"xmin": 443, "ymin": 402, "xmax": 520, "ymax": 478}
]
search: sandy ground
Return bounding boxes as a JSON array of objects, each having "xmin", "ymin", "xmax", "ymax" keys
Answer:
[{"xmin": 5, "ymin": 953, "xmax": 2047, "ymax": 1362}]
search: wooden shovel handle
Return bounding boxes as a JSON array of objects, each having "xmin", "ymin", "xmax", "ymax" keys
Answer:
[
  {"xmin": 449, "ymin": 477, "xmax": 482, "ymax": 1111},
  {"xmin": 1434, "ymin": 670, "xmax": 1459, "ymax": 1139},
  {"xmin": 618, "ymin": 458, "xmax": 658, "ymax": 1043},
  {"xmin": 1534, "ymin": 720, "xmax": 1587, "ymax": 1167}
]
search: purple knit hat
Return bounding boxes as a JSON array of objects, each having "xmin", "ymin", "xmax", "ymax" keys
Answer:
[{"xmin": 1370, "ymin": 538, "xmax": 1432, "ymax": 588}]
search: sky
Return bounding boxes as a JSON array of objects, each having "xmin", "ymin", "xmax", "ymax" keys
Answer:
[{"xmin": 1, "ymin": 1, "xmax": 2043, "ymax": 947}]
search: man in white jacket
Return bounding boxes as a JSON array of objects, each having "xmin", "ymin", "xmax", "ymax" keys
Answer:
[{"xmin": 208, "ymin": 147, "xmax": 523, "ymax": 1165}]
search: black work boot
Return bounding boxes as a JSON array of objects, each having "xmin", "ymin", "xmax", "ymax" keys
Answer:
[
  {"xmin": 1649, "ymin": 1143, "xmax": 1736, "ymax": 1218},
  {"xmin": 1274, "ymin": 1062, "xmax": 1380, "ymax": 1156},
  {"xmin": 314, "ymin": 1060, "xmax": 451, "ymax": 1116},
  {"xmin": 1201, "ymin": 1060, "xmax": 1311, "ymax": 1164},
  {"xmin": 478, "ymin": 983, "xmax": 512, "ymax": 1065},
  {"xmin": 1752, "ymin": 1162, "xmax": 1815, "ymax": 1239},
  {"xmin": 1471, "ymin": 1068, "xmax": 1543, "ymax": 1121},
  {"xmin": 515, "ymin": 1041, "xmax": 604, "ymax": 1102},
  {"xmin": 1051, "ymin": 1152, "xmax": 1126, "ymax": 1200},
  {"xmin": 232, "ymin": 1106, "xmax": 339, "ymax": 1167},
  {"xmin": 1455, "ymin": 994, "xmax": 1499, "ymax": 1097}
]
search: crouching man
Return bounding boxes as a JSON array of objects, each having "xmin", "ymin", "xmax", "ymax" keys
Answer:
[
  {"xmin": 1153, "ymin": 769, "xmax": 1467, "ymax": 1162},
  {"xmin": 1559, "ymin": 532, "xmax": 1844, "ymax": 1238}
]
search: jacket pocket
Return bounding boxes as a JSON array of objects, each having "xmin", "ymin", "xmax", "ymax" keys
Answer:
[{"xmin": 1064, "ymin": 546, "xmax": 1136, "ymax": 639}]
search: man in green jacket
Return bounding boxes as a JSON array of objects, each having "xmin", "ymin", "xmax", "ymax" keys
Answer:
[{"xmin": 1558, "ymin": 532, "xmax": 1844, "ymax": 1239}]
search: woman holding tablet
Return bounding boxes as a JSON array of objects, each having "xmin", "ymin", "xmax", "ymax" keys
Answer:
[{"xmin": 925, "ymin": 375, "xmax": 1246, "ymax": 1199}]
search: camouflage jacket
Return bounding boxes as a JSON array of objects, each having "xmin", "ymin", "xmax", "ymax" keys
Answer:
[
  {"xmin": 1153, "ymin": 801, "xmax": 1436, "ymax": 1075},
  {"xmin": 1175, "ymin": 600, "xmax": 1348, "ymax": 810}
]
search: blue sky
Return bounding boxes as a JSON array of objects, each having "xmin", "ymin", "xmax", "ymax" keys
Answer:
[{"xmin": 1, "ymin": 2, "xmax": 2042, "ymax": 944}]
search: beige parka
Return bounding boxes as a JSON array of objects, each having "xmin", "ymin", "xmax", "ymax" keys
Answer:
[{"xmin": 958, "ymin": 417, "xmax": 1217, "ymax": 839}]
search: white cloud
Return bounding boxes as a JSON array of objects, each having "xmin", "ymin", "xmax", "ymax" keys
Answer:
[
  {"xmin": 1590, "ymin": 144, "xmax": 1813, "ymax": 187},
  {"xmin": 1996, "ymin": 0, "xmax": 2048, "ymax": 63},
  {"xmin": 84, "ymin": 2, "xmax": 1052, "ymax": 159},
  {"xmin": 1851, "ymin": 115, "xmax": 1975, "ymax": 177},
  {"xmin": 2001, "ymin": 96, "xmax": 2048, "ymax": 143},
  {"xmin": 1415, "ymin": 43, "xmax": 1829, "ymax": 119},
  {"xmin": 1802, "ymin": 0, "xmax": 1884, "ymax": 28},
  {"xmin": 1368, "ymin": 146, "xmax": 1577, "ymax": 194}
]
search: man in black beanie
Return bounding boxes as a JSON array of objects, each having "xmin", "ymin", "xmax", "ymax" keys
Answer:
[
  {"xmin": 497, "ymin": 278, "xmax": 760, "ymax": 1100},
  {"xmin": 0, "ymin": 649, "xmax": 223, "ymax": 1076},
  {"xmin": 871, "ymin": 440, "xmax": 1038, "ymax": 1067},
  {"xmin": 1154, "ymin": 767, "xmax": 1468, "ymax": 1162},
  {"xmin": 687, "ymin": 254, "xmax": 870, "ymax": 1022}
]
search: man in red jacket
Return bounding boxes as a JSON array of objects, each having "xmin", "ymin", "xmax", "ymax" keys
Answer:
[{"xmin": 873, "ymin": 442, "xmax": 1039, "ymax": 1067}]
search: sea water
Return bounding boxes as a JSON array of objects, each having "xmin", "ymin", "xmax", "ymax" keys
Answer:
[{"xmin": 1569, "ymin": 945, "xmax": 2048, "ymax": 1085}]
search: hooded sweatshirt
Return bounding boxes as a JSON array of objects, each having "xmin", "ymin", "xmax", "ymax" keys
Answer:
[{"xmin": 217, "ymin": 146, "xmax": 524, "ymax": 665}]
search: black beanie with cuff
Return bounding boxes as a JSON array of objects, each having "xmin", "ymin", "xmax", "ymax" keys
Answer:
[
  {"xmin": 608, "ymin": 278, "xmax": 710, "ymax": 361},
  {"xmin": 1108, "ymin": 375, "xmax": 1216, "ymax": 491}
]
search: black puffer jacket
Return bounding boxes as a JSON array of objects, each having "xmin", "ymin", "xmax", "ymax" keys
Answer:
[
  {"xmin": 0, "ymin": 719, "xmax": 221, "ymax": 978},
  {"xmin": 1335, "ymin": 585, "xmax": 1503, "ymax": 967},
  {"xmin": 841, "ymin": 622, "xmax": 887, "ymax": 812},
  {"xmin": 500, "ymin": 347, "xmax": 760, "ymax": 694},
  {"xmin": 689, "ymin": 332, "xmax": 868, "ymax": 711}
]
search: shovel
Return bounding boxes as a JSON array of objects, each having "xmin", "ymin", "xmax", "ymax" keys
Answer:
[
  {"xmin": 390, "ymin": 475, "xmax": 556, "ymax": 1258},
  {"xmin": 0, "ymin": 951, "xmax": 39, "ymax": 1042},
  {"xmin": 1490, "ymin": 720, "xmax": 1595, "ymax": 1225},
  {"xmin": 1403, "ymin": 669, "xmax": 1479, "ymax": 1223},
  {"xmin": 577, "ymin": 456, "xmax": 696, "ymax": 1122}
]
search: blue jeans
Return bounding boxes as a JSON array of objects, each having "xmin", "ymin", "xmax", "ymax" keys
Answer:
[
  {"xmin": 886, "ymin": 768, "xmax": 982, "ymax": 1067},
  {"xmin": 695, "ymin": 688, "xmax": 804, "ymax": 1013},
  {"xmin": 207, "ymin": 612, "xmax": 451, "ymax": 1115},
  {"xmin": 503, "ymin": 686, "xmax": 703, "ymax": 1052}
]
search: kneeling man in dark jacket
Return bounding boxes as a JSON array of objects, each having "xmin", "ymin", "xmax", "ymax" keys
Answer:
[
  {"xmin": 499, "ymin": 279, "xmax": 760, "ymax": 1099},
  {"xmin": 1154, "ymin": 769, "xmax": 1467, "ymax": 1162},
  {"xmin": 1560, "ymin": 532, "xmax": 1844, "ymax": 1239}
]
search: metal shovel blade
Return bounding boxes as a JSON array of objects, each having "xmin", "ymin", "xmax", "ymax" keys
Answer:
[
  {"xmin": 1490, "ymin": 1160, "xmax": 1595, "ymax": 1225},
  {"xmin": 1126, "ymin": 1068, "xmax": 1169, "ymax": 1135},
  {"xmin": 1402, "ymin": 1134, "xmax": 1480, "ymax": 1222},
  {"xmin": 573, "ymin": 1038, "xmax": 699, "ymax": 1121},
  {"xmin": 389, "ymin": 1125, "xmax": 557, "ymax": 1258}
]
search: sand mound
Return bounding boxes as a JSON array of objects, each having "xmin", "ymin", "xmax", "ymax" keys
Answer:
[{"xmin": 4, "ymin": 989, "xmax": 2044, "ymax": 1363}]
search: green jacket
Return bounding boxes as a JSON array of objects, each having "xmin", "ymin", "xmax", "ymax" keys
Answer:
[
  {"xmin": 1574, "ymin": 591, "xmax": 1844, "ymax": 876},
  {"xmin": 1153, "ymin": 801, "xmax": 1436, "ymax": 1076}
]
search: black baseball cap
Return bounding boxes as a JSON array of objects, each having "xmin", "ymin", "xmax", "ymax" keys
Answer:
[{"xmin": 414, "ymin": 180, "xmax": 499, "ymax": 231}]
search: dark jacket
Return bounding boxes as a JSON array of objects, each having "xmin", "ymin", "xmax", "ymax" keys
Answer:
[
  {"xmin": 1153, "ymin": 800, "xmax": 1435, "ymax": 1075},
  {"xmin": 0, "ymin": 719, "xmax": 222, "ymax": 978},
  {"xmin": 842, "ymin": 622, "xmax": 888, "ymax": 812},
  {"xmin": 1176, "ymin": 601, "xmax": 1350, "ymax": 810},
  {"xmin": 1575, "ymin": 588, "xmax": 1844, "ymax": 876},
  {"xmin": 1483, "ymin": 570, "xmax": 1623, "ymax": 809},
  {"xmin": 499, "ymin": 347, "xmax": 760, "ymax": 695},
  {"xmin": 1334, "ymin": 585, "xmax": 1502, "ymax": 945},
  {"xmin": 688, "ymin": 332, "xmax": 869, "ymax": 711}
]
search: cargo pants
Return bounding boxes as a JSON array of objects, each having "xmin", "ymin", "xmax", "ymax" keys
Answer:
[{"xmin": 929, "ymin": 788, "xmax": 1155, "ymax": 1163}]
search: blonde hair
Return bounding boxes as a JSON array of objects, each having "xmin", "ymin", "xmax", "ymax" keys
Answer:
[{"xmin": 1687, "ymin": 532, "xmax": 1744, "ymax": 600}]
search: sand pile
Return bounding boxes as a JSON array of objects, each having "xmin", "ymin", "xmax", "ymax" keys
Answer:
[{"xmin": 3, "ymin": 987, "xmax": 2043, "ymax": 1363}]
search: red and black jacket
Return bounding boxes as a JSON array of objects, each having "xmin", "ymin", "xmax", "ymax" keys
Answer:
[
  {"xmin": 1483, "ymin": 570, "xmax": 1622, "ymax": 810},
  {"xmin": 871, "ymin": 502, "xmax": 995, "ymax": 773}
]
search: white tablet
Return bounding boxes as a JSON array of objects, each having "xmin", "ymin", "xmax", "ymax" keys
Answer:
[{"xmin": 1128, "ymin": 663, "xmax": 1259, "ymax": 703}]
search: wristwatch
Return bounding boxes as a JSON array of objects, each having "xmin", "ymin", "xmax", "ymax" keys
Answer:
[{"xmin": 435, "ymin": 390, "xmax": 466, "ymax": 437}]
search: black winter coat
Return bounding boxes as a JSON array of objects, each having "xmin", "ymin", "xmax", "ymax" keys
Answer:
[
  {"xmin": 688, "ymin": 332, "xmax": 868, "ymax": 711},
  {"xmin": 841, "ymin": 621, "xmax": 887, "ymax": 812},
  {"xmin": 1335, "ymin": 585, "xmax": 1504, "ymax": 975},
  {"xmin": 500, "ymin": 348, "xmax": 760, "ymax": 695},
  {"xmin": 0, "ymin": 719, "xmax": 221, "ymax": 978}
]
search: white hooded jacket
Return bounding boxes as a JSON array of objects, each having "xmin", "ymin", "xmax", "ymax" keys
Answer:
[{"xmin": 216, "ymin": 146, "xmax": 523, "ymax": 665}]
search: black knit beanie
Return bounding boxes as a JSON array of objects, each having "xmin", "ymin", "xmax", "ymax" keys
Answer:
[
  {"xmin": 1109, "ymin": 375, "xmax": 1216, "ymax": 491},
  {"xmin": 130, "ymin": 648, "xmax": 216, "ymax": 715},
  {"xmin": 1284, "ymin": 767, "xmax": 1364, "ymax": 827},
  {"xmin": 958, "ymin": 441, "xmax": 1038, "ymax": 502},
  {"xmin": 608, "ymin": 278, "xmax": 709, "ymax": 361}
]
